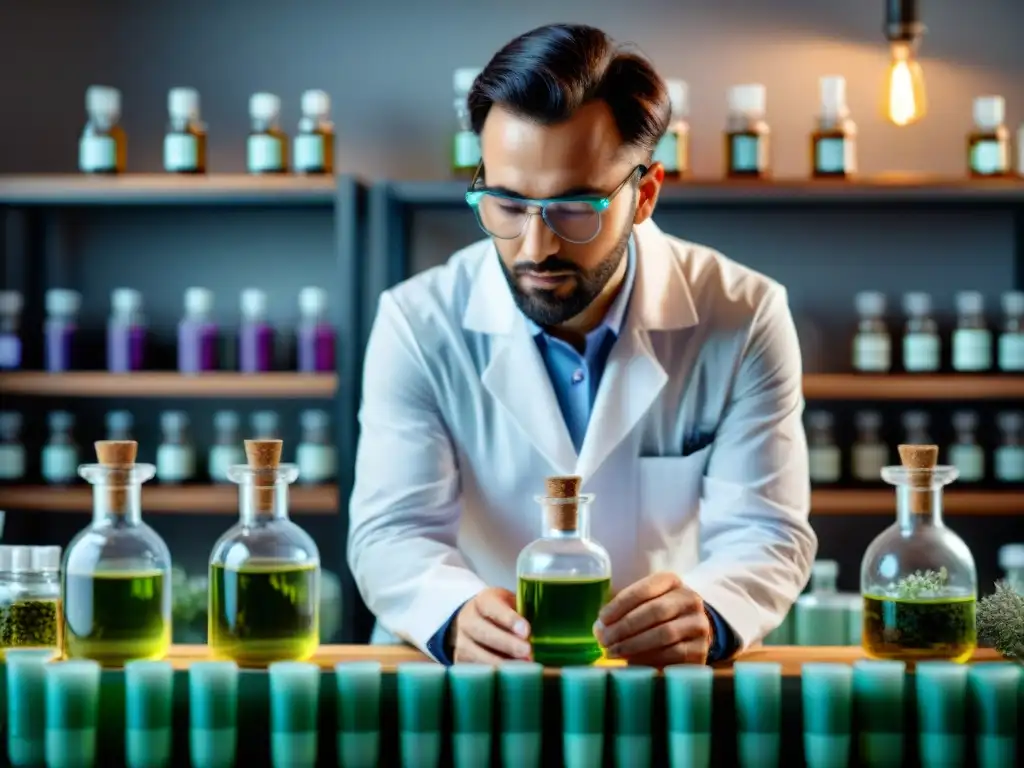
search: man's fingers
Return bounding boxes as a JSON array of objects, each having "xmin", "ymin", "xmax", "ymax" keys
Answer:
[
  {"xmin": 598, "ymin": 572, "xmax": 682, "ymax": 626},
  {"xmin": 453, "ymin": 635, "xmax": 506, "ymax": 665},
  {"xmin": 463, "ymin": 612, "xmax": 532, "ymax": 660},
  {"xmin": 605, "ymin": 613, "xmax": 707, "ymax": 658},
  {"xmin": 476, "ymin": 590, "xmax": 530, "ymax": 638},
  {"xmin": 598, "ymin": 590, "xmax": 696, "ymax": 646}
]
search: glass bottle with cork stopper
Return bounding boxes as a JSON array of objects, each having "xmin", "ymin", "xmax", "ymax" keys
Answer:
[
  {"xmin": 652, "ymin": 79, "xmax": 690, "ymax": 179},
  {"xmin": 859, "ymin": 444, "xmax": 978, "ymax": 662},
  {"xmin": 293, "ymin": 90, "xmax": 334, "ymax": 175},
  {"xmin": 79, "ymin": 85, "xmax": 126, "ymax": 175},
  {"xmin": 208, "ymin": 439, "xmax": 321, "ymax": 666},
  {"xmin": 516, "ymin": 475, "xmax": 611, "ymax": 666},
  {"xmin": 811, "ymin": 76, "xmax": 857, "ymax": 179},
  {"xmin": 724, "ymin": 84, "xmax": 770, "ymax": 179},
  {"xmin": 62, "ymin": 440, "xmax": 172, "ymax": 665},
  {"xmin": 164, "ymin": 87, "xmax": 206, "ymax": 174},
  {"xmin": 967, "ymin": 96, "xmax": 1011, "ymax": 178}
]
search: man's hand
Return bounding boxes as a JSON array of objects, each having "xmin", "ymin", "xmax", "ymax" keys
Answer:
[
  {"xmin": 451, "ymin": 587, "xmax": 532, "ymax": 664},
  {"xmin": 594, "ymin": 572, "xmax": 712, "ymax": 667}
]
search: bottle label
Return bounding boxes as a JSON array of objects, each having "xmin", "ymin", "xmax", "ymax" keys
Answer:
[
  {"xmin": 248, "ymin": 135, "xmax": 284, "ymax": 172},
  {"xmin": 853, "ymin": 333, "xmax": 891, "ymax": 372},
  {"xmin": 852, "ymin": 444, "xmax": 889, "ymax": 482},
  {"xmin": 998, "ymin": 332, "xmax": 1024, "ymax": 371},
  {"xmin": 79, "ymin": 136, "xmax": 117, "ymax": 172},
  {"xmin": 815, "ymin": 137, "xmax": 855, "ymax": 174},
  {"xmin": 164, "ymin": 134, "xmax": 198, "ymax": 171},
  {"xmin": 0, "ymin": 333, "xmax": 21, "ymax": 369},
  {"xmin": 294, "ymin": 135, "xmax": 325, "ymax": 171},
  {"xmin": 0, "ymin": 445, "xmax": 25, "ymax": 480},
  {"xmin": 808, "ymin": 447, "xmax": 841, "ymax": 483},
  {"xmin": 156, "ymin": 446, "xmax": 195, "ymax": 482},
  {"xmin": 730, "ymin": 135, "xmax": 765, "ymax": 172},
  {"xmin": 453, "ymin": 131, "xmax": 481, "ymax": 170},
  {"xmin": 952, "ymin": 328, "xmax": 993, "ymax": 371},
  {"xmin": 42, "ymin": 446, "xmax": 79, "ymax": 483},
  {"xmin": 970, "ymin": 140, "xmax": 1008, "ymax": 175},
  {"xmin": 297, "ymin": 444, "xmax": 336, "ymax": 483},
  {"xmin": 995, "ymin": 446, "xmax": 1024, "ymax": 482},
  {"xmin": 652, "ymin": 133, "xmax": 680, "ymax": 172},
  {"xmin": 903, "ymin": 333, "xmax": 940, "ymax": 372},
  {"xmin": 949, "ymin": 444, "xmax": 985, "ymax": 482}
]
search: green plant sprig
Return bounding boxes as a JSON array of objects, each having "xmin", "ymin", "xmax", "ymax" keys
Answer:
[
  {"xmin": 893, "ymin": 567, "xmax": 949, "ymax": 599},
  {"xmin": 977, "ymin": 581, "xmax": 1024, "ymax": 662}
]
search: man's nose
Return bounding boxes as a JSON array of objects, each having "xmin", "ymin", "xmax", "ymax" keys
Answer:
[{"xmin": 517, "ymin": 212, "xmax": 559, "ymax": 264}]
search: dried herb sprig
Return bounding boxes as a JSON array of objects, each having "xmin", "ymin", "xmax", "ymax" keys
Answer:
[
  {"xmin": 977, "ymin": 581, "xmax": 1024, "ymax": 662},
  {"xmin": 893, "ymin": 567, "xmax": 949, "ymax": 599}
]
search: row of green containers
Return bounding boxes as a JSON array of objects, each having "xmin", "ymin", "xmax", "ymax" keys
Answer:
[{"xmin": 1, "ymin": 650, "xmax": 1020, "ymax": 768}]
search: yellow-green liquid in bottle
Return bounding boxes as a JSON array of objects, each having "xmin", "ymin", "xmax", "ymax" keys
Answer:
[
  {"xmin": 209, "ymin": 561, "xmax": 319, "ymax": 666},
  {"xmin": 862, "ymin": 593, "xmax": 977, "ymax": 663},
  {"xmin": 517, "ymin": 575, "xmax": 610, "ymax": 666},
  {"xmin": 63, "ymin": 569, "xmax": 170, "ymax": 665}
]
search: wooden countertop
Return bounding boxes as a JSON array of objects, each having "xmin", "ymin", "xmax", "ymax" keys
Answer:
[{"xmin": 162, "ymin": 644, "xmax": 1005, "ymax": 675}]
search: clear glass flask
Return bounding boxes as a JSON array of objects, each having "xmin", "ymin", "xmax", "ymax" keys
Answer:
[
  {"xmin": 901, "ymin": 292, "xmax": 940, "ymax": 372},
  {"xmin": 947, "ymin": 411, "xmax": 984, "ymax": 483},
  {"xmin": 0, "ymin": 546, "xmax": 62, "ymax": 652},
  {"xmin": 860, "ymin": 444, "xmax": 977, "ymax": 662},
  {"xmin": 63, "ymin": 440, "xmax": 172, "ymax": 665},
  {"xmin": 42, "ymin": 411, "xmax": 79, "ymax": 486},
  {"xmin": 296, "ymin": 409, "xmax": 335, "ymax": 484},
  {"xmin": 852, "ymin": 291, "xmax": 891, "ymax": 372},
  {"xmin": 208, "ymin": 439, "xmax": 320, "ymax": 666},
  {"xmin": 516, "ymin": 476, "xmax": 611, "ymax": 666},
  {"xmin": 794, "ymin": 560, "xmax": 850, "ymax": 646}
]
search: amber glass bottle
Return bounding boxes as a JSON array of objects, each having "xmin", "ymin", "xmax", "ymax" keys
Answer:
[
  {"xmin": 967, "ymin": 96, "xmax": 1010, "ymax": 178},
  {"xmin": 811, "ymin": 76, "xmax": 856, "ymax": 179},
  {"xmin": 164, "ymin": 87, "xmax": 207, "ymax": 174},
  {"xmin": 79, "ymin": 86, "xmax": 126, "ymax": 175},
  {"xmin": 725, "ymin": 84, "xmax": 770, "ymax": 179}
]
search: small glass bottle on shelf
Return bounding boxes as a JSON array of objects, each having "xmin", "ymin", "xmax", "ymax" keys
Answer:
[
  {"xmin": 208, "ymin": 440, "xmax": 321, "ymax": 666},
  {"xmin": 164, "ymin": 87, "xmax": 206, "ymax": 174},
  {"xmin": 0, "ymin": 412, "xmax": 25, "ymax": 482},
  {"xmin": 998, "ymin": 544, "xmax": 1024, "ymax": 596},
  {"xmin": 297, "ymin": 287, "xmax": 335, "ymax": 373},
  {"xmin": 810, "ymin": 76, "xmax": 856, "ymax": 179},
  {"xmin": 0, "ymin": 546, "xmax": 62, "ymax": 652},
  {"xmin": 247, "ymin": 93, "xmax": 288, "ymax": 174},
  {"xmin": 105, "ymin": 410, "xmax": 133, "ymax": 441},
  {"xmin": 63, "ymin": 440, "xmax": 172, "ymax": 665},
  {"xmin": 239, "ymin": 288, "xmax": 274, "ymax": 374},
  {"xmin": 901, "ymin": 292, "xmax": 940, "ymax": 372},
  {"xmin": 42, "ymin": 411, "xmax": 79, "ymax": 486},
  {"xmin": 516, "ymin": 476, "xmax": 611, "ymax": 666},
  {"xmin": 902, "ymin": 410, "xmax": 931, "ymax": 445},
  {"xmin": 951, "ymin": 291, "xmax": 992, "ymax": 372},
  {"xmin": 293, "ymin": 90, "xmax": 334, "ymax": 175},
  {"xmin": 156, "ymin": 411, "xmax": 195, "ymax": 485},
  {"xmin": 44, "ymin": 289, "xmax": 81, "ymax": 373},
  {"xmin": 79, "ymin": 85, "xmax": 126, "ymax": 174},
  {"xmin": 725, "ymin": 84, "xmax": 770, "ymax": 179},
  {"xmin": 296, "ymin": 410, "xmax": 335, "ymax": 484},
  {"xmin": 177, "ymin": 287, "xmax": 218, "ymax": 374},
  {"xmin": 852, "ymin": 291, "xmax": 891, "ymax": 373},
  {"xmin": 652, "ymin": 79, "xmax": 690, "ymax": 179},
  {"xmin": 860, "ymin": 444, "xmax": 977, "ymax": 662},
  {"xmin": 794, "ymin": 560, "xmax": 849, "ymax": 646},
  {"xmin": 452, "ymin": 68, "xmax": 482, "ymax": 177},
  {"xmin": 806, "ymin": 411, "xmax": 841, "ymax": 484},
  {"xmin": 251, "ymin": 410, "xmax": 280, "ymax": 440},
  {"xmin": 851, "ymin": 410, "xmax": 888, "ymax": 483},
  {"xmin": 0, "ymin": 290, "xmax": 23, "ymax": 370},
  {"xmin": 967, "ymin": 96, "xmax": 1011, "ymax": 178},
  {"xmin": 994, "ymin": 411, "xmax": 1024, "ymax": 483},
  {"xmin": 209, "ymin": 411, "xmax": 246, "ymax": 484},
  {"xmin": 107, "ymin": 288, "xmax": 146, "ymax": 373},
  {"xmin": 997, "ymin": 290, "xmax": 1024, "ymax": 372},
  {"xmin": 947, "ymin": 411, "xmax": 984, "ymax": 483}
]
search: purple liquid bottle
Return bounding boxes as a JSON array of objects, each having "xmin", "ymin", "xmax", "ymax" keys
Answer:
[
  {"xmin": 107, "ymin": 288, "xmax": 146, "ymax": 373},
  {"xmin": 239, "ymin": 288, "xmax": 274, "ymax": 373},
  {"xmin": 0, "ymin": 290, "xmax": 23, "ymax": 370},
  {"xmin": 178, "ymin": 287, "xmax": 218, "ymax": 374},
  {"xmin": 44, "ymin": 288, "xmax": 81, "ymax": 373},
  {"xmin": 297, "ymin": 286, "xmax": 335, "ymax": 373}
]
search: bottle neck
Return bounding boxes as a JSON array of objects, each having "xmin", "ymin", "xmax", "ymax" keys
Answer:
[
  {"xmin": 896, "ymin": 485, "xmax": 944, "ymax": 529},
  {"xmin": 239, "ymin": 477, "xmax": 290, "ymax": 523},
  {"xmin": 540, "ymin": 500, "xmax": 590, "ymax": 540},
  {"xmin": 92, "ymin": 478, "xmax": 142, "ymax": 525}
]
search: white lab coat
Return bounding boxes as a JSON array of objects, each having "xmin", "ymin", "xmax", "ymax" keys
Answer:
[{"xmin": 348, "ymin": 219, "xmax": 816, "ymax": 658}]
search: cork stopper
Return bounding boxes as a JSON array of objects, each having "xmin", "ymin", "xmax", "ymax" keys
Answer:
[
  {"xmin": 544, "ymin": 475, "xmax": 581, "ymax": 531},
  {"xmin": 95, "ymin": 440, "xmax": 137, "ymax": 511},
  {"xmin": 898, "ymin": 444, "xmax": 938, "ymax": 514},
  {"xmin": 245, "ymin": 439, "xmax": 282, "ymax": 512}
]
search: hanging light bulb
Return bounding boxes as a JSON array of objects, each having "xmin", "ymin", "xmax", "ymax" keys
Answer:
[{"xmin": 884, "ymin": 0, "xmax": 927, "ymax": 127}]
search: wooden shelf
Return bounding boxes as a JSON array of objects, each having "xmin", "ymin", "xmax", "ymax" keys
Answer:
[
  {"xmin": 0, "ymin": 372, "xmax": 336, "ymax": 398},
  {"xmin": 0, "ymin": 174, "xmax": 336, "ymax": 206},
  {"xmin": 811, "ymin": 490, "xmax": 1020, "ymax": 516},
  {"xmin": 803, "ymin": 374, "xmax": 1024, "ymax": 400},
  {"xmin": 0, "ymin": 484, "xmax": 338, "ymax": 514}
]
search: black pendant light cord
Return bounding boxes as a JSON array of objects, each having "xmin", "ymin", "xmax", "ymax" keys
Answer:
[{"xmin": 885, "ymin": 0, "xmax": 926, "ymax": 43}]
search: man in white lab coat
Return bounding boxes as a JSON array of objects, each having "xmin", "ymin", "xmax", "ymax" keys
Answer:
[{"xmin": 348, "ymin": 23, "xmax": 816, "ymax": 666}]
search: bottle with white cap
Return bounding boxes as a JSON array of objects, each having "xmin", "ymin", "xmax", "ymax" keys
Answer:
[
  {"xmin": 851, "ymin": 410, "xmax": 889, "ymax": 482},
  {"xmin": 999, "ymin": 544, "xmax": 1024, "ymax": 595},
  {"xmin": 156, "ymin": 411, "xmax": 195, "ymax": 484},
  {"xmin": 296, "ymin": 409, "xmax": 335, "ymax": 484},
  {"xmin": 0, "ymin": 290, "xmax": 23, "ymax": 370},
  {"xmin": 794, "ymin": 559, "xmax": 850, "ymax": 645},
  {"xmin": 239, "ymin": 288, "xmax": 274, "ymax": 373},
  {"xmin": 250, "ymin": 410, "xmax": 280, "ymax": 439},
  {"xmin": 725, "ymin": 83, "xmax": 770, "ymax": 178},
  {"xmin": 947, "ymin": 411, "xmax": 984, "ymax": 483},
  {"xmin": 968, "ymin": 95, "xmax": 1010, "ymax": 177},
  {"xmin": 852, "ymin": 291, "xmax": 891, "ymax": 373},
  {"xmin": 293, "ymin": 90, "xmax": 334, "ymax": 175},
  {"xmin": 994, "ymin": 411, "xmax": 1024, "ymax": 483},
  {"xmin": 247, "ymin": 92, "xmax": 288, "ymax": 174},
  {"xmin": 901, "ymin": 292, "xmax": 940, "ymax": 372},
  {"xmin": 164, "ymin": 87, "xmax": 206, "ymax": 174},
  {"xmin": 105, "ymin": 410, "xmax": 134, "ymax": 441},
  {"xmin": 1, "ymin": 545, "xmax": 62, "ymax": 650},
  {"xmin": 178, "ymin": 287, "xmax": 219, "ymax": 374},
  {"xmin": 297, "ymin": 287, "xmax": 335, "ymax": 373},
  {"xmin": 209, "ymin": 411, "xmax": 245, "ymax": 483},
  {"xmin": 41, "ymin": 411, "xmax": 79, "ymax": 485},
  {"xmin": 652, "ymin": 79, "xmax": 690, "ymax": 177},
  {"xmin": 951, "ymin": 290, "xmax": 992, "ymax": 372},
  {"xmin": 79, "ymin": 85, "xmax": 126, "ymax": 174},
  {"xmin": 452, "ymin": 68, "xmax": 483, "ymax": 176},
  {"xmin": 806, "ymin": 410, "xmax": 841, "ymax": 484},
  {"xmin": 107, "ymin": 288, "xmax": 146, "ymax": 373},
  {"xmin": 997, "ymin": 290, "xmax": 1024, "ymax": 372},
  {"xmin": 44, "ymin": 288, "xmax": 82, "ymax": 373},
  {"xmin": 0, "ymin": 412, "xmax": 25, "ymax": 482},
  {"xmin": 811, "ymin": 75, "xmax": 857, "ymax": 179}
]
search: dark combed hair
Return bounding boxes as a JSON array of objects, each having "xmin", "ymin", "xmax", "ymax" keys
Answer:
[{"xmin": 468, "ymin": 24, "xmax": 670, "ymax": 157}]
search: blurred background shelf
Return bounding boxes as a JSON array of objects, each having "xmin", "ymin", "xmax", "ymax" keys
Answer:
[
  {"xmin": 802, "ymin": 374, "xmax": 1024, "ymax": 400},
  {"xmin": 0, "ymin": 372, "xmax": 337, "ymax": 398},
  {"xmin": 811, "ymin": 489, "xmax": 1020, "ymax": 515},
  {"xmin": 0, "ymin": 484, "xmax": 338, "ymax": 514}
]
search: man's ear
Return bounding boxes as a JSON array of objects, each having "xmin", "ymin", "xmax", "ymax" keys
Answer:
[{"xmin": 634, "ymin": 163, "xmax": 665, "ymax": 225}]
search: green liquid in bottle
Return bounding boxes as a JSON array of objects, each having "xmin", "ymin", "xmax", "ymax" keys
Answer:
[
  {"xmin": 517, "ymin": 575, "xmax": 610, "ymax": 666},
  {"xmin": 862, "ymin": 593, "xmax": 977, "ymax": 663},
  {"xmin": 63, "ymin": 570, "xmax": 170, "ymax": 665},
  {"xmin": 209, "ymin": 561, "xmax": 319, "ymax": 666}
]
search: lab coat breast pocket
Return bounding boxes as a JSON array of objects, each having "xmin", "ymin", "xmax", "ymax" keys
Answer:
[{"xmin": 638, "ymin": 445, "xmax": 712, "ymax": 536}]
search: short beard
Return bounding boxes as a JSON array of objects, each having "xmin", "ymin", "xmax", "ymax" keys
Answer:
[{"xmin": 499, "ymin": 220, "xmax": 632, "ymax": 327}]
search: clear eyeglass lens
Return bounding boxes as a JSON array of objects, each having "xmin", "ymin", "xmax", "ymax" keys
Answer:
[{"xmin": 476, "ymin": 194, "xmax": 600, "ymax": 244}]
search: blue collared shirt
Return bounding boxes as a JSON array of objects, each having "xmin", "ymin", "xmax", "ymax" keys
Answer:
[{"xmin": 427, "ymin": 239, "xmax": 736, "ymax": 663}]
